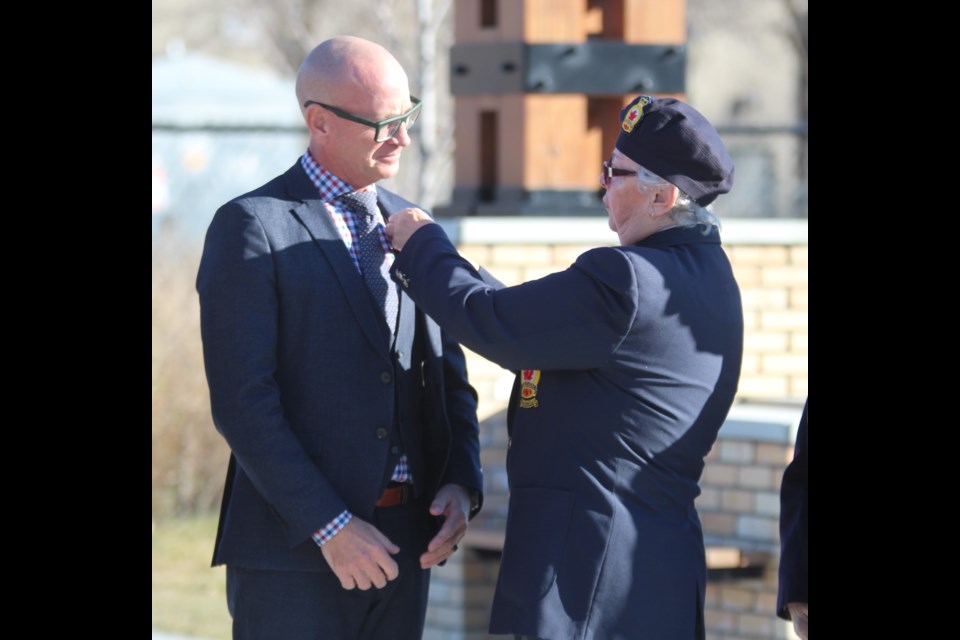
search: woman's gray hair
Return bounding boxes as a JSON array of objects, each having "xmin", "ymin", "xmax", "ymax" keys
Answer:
[{"xmin": 635, "ymin": 166, "xmax": 721, "ymax": 233}]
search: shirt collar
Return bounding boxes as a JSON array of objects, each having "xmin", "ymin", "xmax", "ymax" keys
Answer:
[{"xmin": 300, "ymin": 150, "xmax": 377, "ymax": 203}]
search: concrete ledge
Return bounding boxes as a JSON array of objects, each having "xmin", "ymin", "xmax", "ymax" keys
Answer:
[
  {"xmin": 435, "ymin": 216, "xmax": 615, "ymax": 246},
  {"xmin": 720, "ymin": 218, "xmax": 808, "ymax": 245},
  {"xmin": 435, "ymin": 217, "xmax": 807, "ymax": 246},
  {"xmin": 718, "ymin": 402, "xmax": 806, "ymax": 444}
]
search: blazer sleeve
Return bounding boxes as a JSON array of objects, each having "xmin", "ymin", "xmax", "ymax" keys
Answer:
[
  {"xmin": 196, "ymin": 202, "xmax": 348, "ymax": 547},
  {"xmin": 391, "ymin": 223, "xmax": 637, "ymax": 372},
  {"xmin": 777, "ymin": 400, "xmax": 809, "ymax": 618}
]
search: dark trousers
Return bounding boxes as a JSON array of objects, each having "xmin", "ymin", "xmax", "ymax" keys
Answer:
[{"xmin": 227, "ymin": 493, "xmax": 434, "ymax": 640}]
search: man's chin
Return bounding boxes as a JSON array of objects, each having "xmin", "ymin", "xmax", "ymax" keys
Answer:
[
  {"xmin": 376, "ymin": 161, "xmax": 402, "ymax": 180},
  {"xmin": 378, "ymin": 153, "xmax": 402, "ymax": 167}
]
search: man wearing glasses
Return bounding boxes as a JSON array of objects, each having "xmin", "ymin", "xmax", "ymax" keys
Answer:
[
  {"xmin": 197, "ymin": 36, "xmax": 483, "ymax": 640},
  {"xmin": 386, "ymin": 95, "xmax": 743, "ymax": 640}
]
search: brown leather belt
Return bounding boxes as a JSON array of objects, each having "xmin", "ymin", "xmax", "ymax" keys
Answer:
[{"xmin": 375, "ymin": 482, "xmax": 413, "ymax": 507}]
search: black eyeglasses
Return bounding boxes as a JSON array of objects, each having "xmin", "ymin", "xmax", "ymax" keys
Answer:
[
  {"xmin": 303, "ymin": 96, "xmax": 422, "ymax": 142},
  {"xmin": 601, "ymin": 161, "xmax": 638, "ymax": 188}
]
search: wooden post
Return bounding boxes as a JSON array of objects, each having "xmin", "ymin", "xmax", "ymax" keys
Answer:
[{"xmin": 440, "ymin": 0, "xmax": 687, "ymax": 216}]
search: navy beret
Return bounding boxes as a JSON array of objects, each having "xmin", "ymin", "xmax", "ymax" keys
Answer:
[{"xmin": 615, "ymin": 96, "xmax": 734, "ymax": 207}]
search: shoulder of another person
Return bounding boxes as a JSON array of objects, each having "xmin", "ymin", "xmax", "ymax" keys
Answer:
[
  {"xmin": 571, "ymin": 246, "xmax": 639, "ymax": 289},
  {"xmin": 574, "ymin": 245, "xmax": 634, "ymax": 269},
  {"xmin": 377, "ymin": 185, "xmax": 422, "ymax": 212}
]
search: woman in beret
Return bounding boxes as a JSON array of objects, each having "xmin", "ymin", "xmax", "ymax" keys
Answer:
[{"xmin": 387, "ymin": 95, "xmax": 743, "ymax": 640}]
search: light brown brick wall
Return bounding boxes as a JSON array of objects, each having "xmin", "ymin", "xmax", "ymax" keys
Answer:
[
  {"xmin": 724, "ymin": 243, "xmax": 808, "ymax": 403},
  {"xmin": 697, "ymin": 402, "xmax": 802, "ymax": 640}
]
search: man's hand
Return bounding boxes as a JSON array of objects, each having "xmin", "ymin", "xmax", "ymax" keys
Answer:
[
  {"xmin": 320, "ymin": 517, "xmax": 400, "ymax": 590},
  {"xmin": 419, "ymin": 484, "xmax": 471, "ymax": 569},
  {"xmin": 384, "ymin": 207, "xmax": 435, "ymax": 251},
  {"xmin": 786, "ymin": 602, "xmax": 808, "ymax": 640}
]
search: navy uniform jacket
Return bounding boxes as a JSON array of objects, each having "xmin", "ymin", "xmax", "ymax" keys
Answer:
[
  {"xmin": 392, "ymin": 224, "xmax": 743, "ymax": 640},
  {"xmin": 777, "ymin": 399, "xmax": 808, "ymax": 619},
  {"xmin": 196, "ymin": 162, "xmax": 483, "ymax": 572}
]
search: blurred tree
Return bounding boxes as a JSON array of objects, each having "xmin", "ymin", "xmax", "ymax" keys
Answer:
[
  {"xmin": 153, "ymin": 0, "xmax": 455, "ymax": 208},
  {"xmin": 152, "ymin": 236, "xmax": 231, "ymax": 518},
  {"xmin": 783, "ymin": 0, "xmax": 807, "ymax": 192},
  {"xmin": 415, "ymin": 0, "xmax": 454, "ymax": 210}
]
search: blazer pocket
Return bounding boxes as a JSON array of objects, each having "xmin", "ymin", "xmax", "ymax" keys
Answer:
[{"xmin": 497, "ymin": 487, "xmax": 576, "ymax": 605}]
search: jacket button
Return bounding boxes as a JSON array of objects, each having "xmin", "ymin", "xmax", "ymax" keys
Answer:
[
  {"xmin": 380, "ymin": 371, "xmax": 392, "ymax": 384},
  {"xmin": 376, "ymin": 428, "xmax": 389, "ymax": 440},
  {"xmin": 391, "ymin": 446, "xmax": 400, "ymax": 455}
]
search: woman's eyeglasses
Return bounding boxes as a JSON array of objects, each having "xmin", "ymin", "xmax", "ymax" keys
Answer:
[{"xmin": 601, "ymin": 161, "xmax": 638, "ymax": 188}]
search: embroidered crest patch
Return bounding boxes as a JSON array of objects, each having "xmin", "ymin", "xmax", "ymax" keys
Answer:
[
  {"xmin": 621, "ymin": 96, "xmax": 652, "ymax": 133},
  {"xmin": 519, "ymin": 369, "xmax": 541, "ymax": 408}
]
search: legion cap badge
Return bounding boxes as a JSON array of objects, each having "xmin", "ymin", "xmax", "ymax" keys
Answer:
[{"xmin": 621, "ymin": 95, "xmax": 652, "ymax": 134}]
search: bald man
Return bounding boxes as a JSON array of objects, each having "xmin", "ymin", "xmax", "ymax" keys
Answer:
[{"xmin": 197, "ymin": 36, "xmax": 483, "ymax": 640}]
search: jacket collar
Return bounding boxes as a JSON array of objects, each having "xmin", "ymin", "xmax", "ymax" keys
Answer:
[
  {"xmin": 282, "ymin": 162, "xmax": 395, "ymax": 356},
  {"xmin": 632, "ymin": 224, "xmax": 721, "ymax": 248}
]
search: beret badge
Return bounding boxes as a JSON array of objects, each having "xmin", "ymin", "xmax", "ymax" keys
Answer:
[{"xmin": 621, "ymin": 95, "xmax": 651, "ymax": 133}]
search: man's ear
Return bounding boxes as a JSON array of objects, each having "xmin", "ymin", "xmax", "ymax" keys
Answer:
[
  {"xmin": 650, "ymin": 184, "xmax": 679, "ymax": 218},
  {"xmin": 305, "ymin": 106, "xmax": 329, "ymax": 138}
]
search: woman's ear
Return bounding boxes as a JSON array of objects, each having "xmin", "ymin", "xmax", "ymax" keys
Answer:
[{"xmin": 650, "ymin": 184, "xmax": 679, "ymax": 217}]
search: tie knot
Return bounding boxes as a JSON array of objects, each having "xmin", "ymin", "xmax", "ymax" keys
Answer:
[{"xmin": 339, "ymin": 191, "xmax": 379, "ymax": 225}]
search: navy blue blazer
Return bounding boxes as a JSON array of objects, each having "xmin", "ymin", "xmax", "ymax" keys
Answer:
[
  {"xmin": 392, "ymin": 224, "xmax": 743, "ymax": 640},
  {"xmin": 196, "ymin": 162, "xmax": 483, "ymax": 572},
  {"xmin": 777, "ymin": 400, "xmax": 808, "ymax": 619}
]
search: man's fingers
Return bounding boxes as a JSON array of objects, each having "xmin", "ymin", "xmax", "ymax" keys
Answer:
[
  {"xmin": 433, "ymin": 529, "xmax": 463, "ymax": 553},
  {"xmin": 336, "ymin": 555, "xmax": 398, "ymax": 591},
  {"xmin": 419, "ymin": 542, "xmax": 458, "ymax": 569},
  {"xmin": 382, "ymin": 557, "xmax": 400, "ymax": 581},
  {"xmin": 321, "ymin": 518, "xmax": 402, "ymax": 591},
  {"xmin": 422, "ymin": 529, "xmax": 466, "ymax": 566},
  {"xmin": 370, "ymin": 556, "xmax": 401, "ymax": 588},
  {"xmin": 428, "ymin": 515, "xmax": 465, "ymax": 553},
  {"xmin": 353, "ymin": 574, "xmax": 373, "ymax": 591},
  {"xmin": 429, "ymin": 495, "xmax": 457, "ymax": 517},
  {"xmin": 365, "ymin": 549, "xmax": 401, "ymax": 589},
  {"xmin": 380, "ymin": 536, "xmax": 401, "ymax": 556}
]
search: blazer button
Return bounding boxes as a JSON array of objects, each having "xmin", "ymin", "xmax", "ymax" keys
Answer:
[
  {"xmin": 391, "ymin": 445, "xmax": 400, "ymax": 455},
  {"xmin": 376, "ymin": 427, "xmax": 389, "ymax": 440},
  {"xmin": 380, "ymin": 371, "xmax": 392, "ymax": 384}
]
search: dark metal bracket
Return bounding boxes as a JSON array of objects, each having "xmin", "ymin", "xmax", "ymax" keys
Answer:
[{"xmin": 451, "ymin": 42, "xmax": 686, "ymax": 95}]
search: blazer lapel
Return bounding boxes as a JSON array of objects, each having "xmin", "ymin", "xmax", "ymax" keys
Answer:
[{"xmin": 283, "ymin": 165, "xmax": 391, "ymax": 355}]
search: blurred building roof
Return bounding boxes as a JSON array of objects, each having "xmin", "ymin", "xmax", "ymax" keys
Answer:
[{"xmin": 152, "ymin": 52, "xmax": 302, "ymax": 127}]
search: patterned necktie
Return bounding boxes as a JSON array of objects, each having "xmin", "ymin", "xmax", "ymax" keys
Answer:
[{"xmin": 339, "ymin": 191, "xmax": 399, "ymax": 337}]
